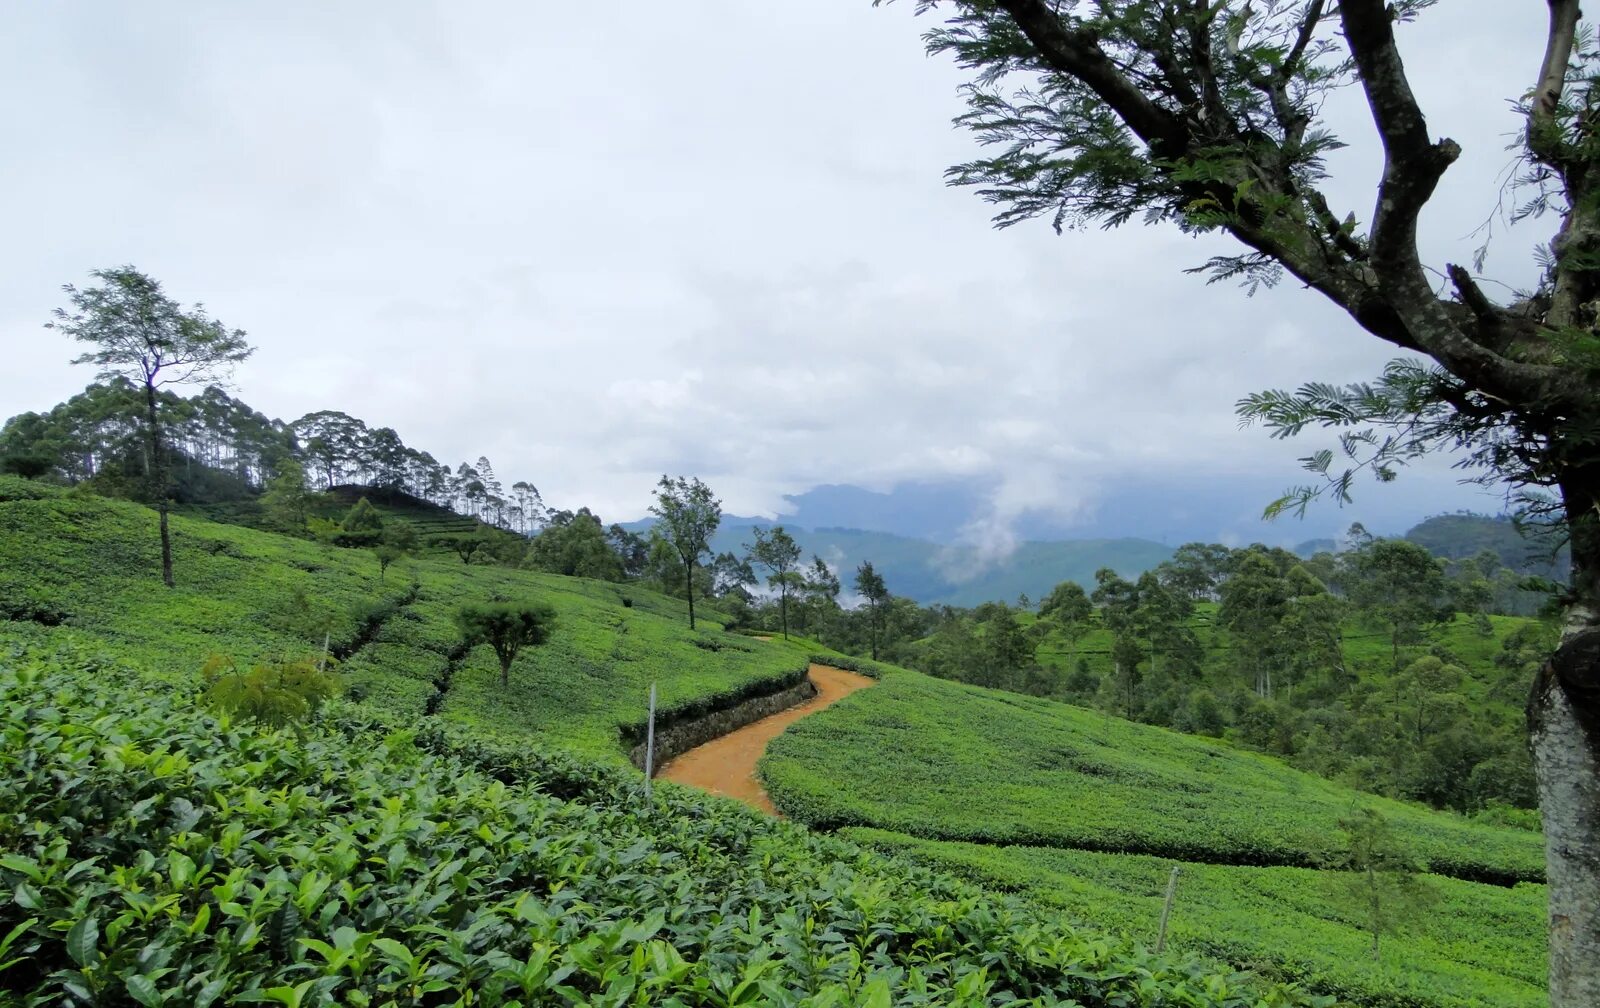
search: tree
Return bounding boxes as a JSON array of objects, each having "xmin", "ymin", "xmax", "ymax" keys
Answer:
[
  {"xmin": 1331, "ymin": 807, "xmax": 1439, "ymax": 961},
  {"xmin": 649, "ymin": 475, "xmax": 721, "ymax": 630},
  {"xmin": 890, "ymin": 4, "xmax": 1600, "ymax": 992},
  {"xmin": 711, "ymin": 550, "xmax": 757, "ymax": 601},
  {"xmin": 336, "ymin": 496, "xmax": 385, "ymax": 547},
  {"xmin": 1341, "ymin": 538, "xmax": 1453, "ymax": 668},
  {"xmin": 291, "ymin": 411, "xmax": 367, "ymax": 490},
  {"xmin": 799, "ymin": 555, "xmax": 842, "ymax": 635},
  {"xmin": 1039, "ymin": 579, "xmax": 1093, "ymax": 665},
  {"xmin": 747, "ymin": 525, "xmax": 803, "ymax": 639},
  {"xmin": 525, "ymin": 509, "xmax": 625, "ymax": 581},
  {"xmin": 455, "ymin": 602, "xmax": 556, "ymax": 688},
  {"xmin": 374, "ymin": 521, "xmax": 418, "ymax": 583},
  {"xmin": 435, "ymin": 532, "xmax": 489, "ymax": 565},
  {"xmin": 1218, "ymin": 550, "xmax": 1292, "ymax": 698},
  {"xmin": 854, "ymin": 561, "xmax": 890, "ymax": 660},
  {"xmin": 49, "ymin": 267, "xmax": 252, "ymax": 587},
  {"xmin": 1158, "ymin": 543, "xmax": 1233, "ymax": 601},
  {"xmin": 260, "ymin": 457, "xmax": 313, "ymax": 532}
]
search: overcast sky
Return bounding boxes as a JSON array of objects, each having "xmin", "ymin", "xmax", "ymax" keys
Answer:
[{"xmin": 1, "ymin": 1, "xmax": 1550, "ymax": 538}]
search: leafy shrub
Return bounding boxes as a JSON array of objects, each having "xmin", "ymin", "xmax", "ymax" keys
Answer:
[
  {"xmin": 0, "ymin": 652, "xmax": 1331, "ymax": 1008},
  {"xmin": 200, "ymin": 652, "xmax": 340, "ymax": 727}
]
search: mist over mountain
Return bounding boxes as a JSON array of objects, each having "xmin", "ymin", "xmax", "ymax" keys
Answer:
[{"xmin": 771, "ymin": 473, "xmax": 1499, "ymax": 547}]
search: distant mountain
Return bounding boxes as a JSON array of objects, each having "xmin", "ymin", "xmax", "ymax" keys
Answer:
[
  {"xmin": 1404, "ymin": 513, "xmax": 1567, "ymax": 577},
  {"xmin": 771, "ymin": 474, "xmax": 1496, "ymax": 548},
  {"xmin": 624, "ymin": 517, "xmax": 1172, "ymax": 607}
]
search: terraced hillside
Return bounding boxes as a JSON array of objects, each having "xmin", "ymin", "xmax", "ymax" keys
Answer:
[
  {"xmin": 761, "ymin": 668, "xmax": 1548, "ymax": 1007},
  {"xmin": 0, "ymin": 477, "xmax": 811, "ymax": 759}
]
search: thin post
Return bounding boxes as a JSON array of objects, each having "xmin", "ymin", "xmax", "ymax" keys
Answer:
[
  {"xmin": 643, "ymin": 682, "xmax": 657, "ymax": 800},
  {"xmin": 1155, "ymin": 866, "xmax": 1181, "ymax": 952}
]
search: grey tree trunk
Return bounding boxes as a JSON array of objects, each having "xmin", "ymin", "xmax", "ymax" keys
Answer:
[{"xmin": 1530, "ymin": 598, "xmax": 1600, "ymax": 1008}]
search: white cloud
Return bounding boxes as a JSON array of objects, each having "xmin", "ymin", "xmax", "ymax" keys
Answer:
[{"xmin": 0, "ymin": 1, "xmax": 1545, "ymax": 535}]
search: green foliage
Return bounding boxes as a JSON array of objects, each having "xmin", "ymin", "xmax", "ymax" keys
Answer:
[
  {"xmin": 335, "ymin": 496, "xmax": 384, "ymax": 547},
  {"xmin": 261, "ymin": 458, "xmax": 313, "ymax": 533},
  {"xmin": 0, "ymin": 484, "xmax": 821, "ymax": 759},
  {"xmin": 1329, "ymin": 807, "xmax": 1441, "ymax": 961},
  {"xmin": 524, "ymin": 508, "xmax": 624, "ymax": 581},
  {"xmin": 199, "ymin": 652, "xmax": 340, "ymax": 728},
  {"xmin": 455, "ymin": 602, "xmax": 556, "ymax": 687},
  {"xmin": 746, "ymin": 525, "xmax": 802, "ymax": 639},
  {"xmin": 0, "ymin": 652, "xmax": 1332, "ymax": 1008},
  {"xmin": 649, "ymin": 475, "xmax": 721, "ymax": 630}
]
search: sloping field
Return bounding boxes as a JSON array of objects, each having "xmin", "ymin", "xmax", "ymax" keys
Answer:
[
  {"xmin": 760, "ymin": 669, "xmax": 1544, "ymax": 884},
  {"xmin": 849, "ymin": 829, "xmax": 1546, "ymax": 1008},
  {"xmin": 0, "ymin": 478, "xmax": 812, "ymax": 758},
  {"xmin": 0, "ymin": 649, "xmax": 1330, "ymax": 1007}
]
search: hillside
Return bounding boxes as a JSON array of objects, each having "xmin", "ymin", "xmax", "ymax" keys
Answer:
[
  {"xmin": 0, "ymin": 477, "xmax": 814, "ymax": 759},
  {"xmin": 0, "ymin": 476, "xmax": 1338, "ymax": 1006},
  {"xmin": 1403, "ymin": 513, "xmax": 1568, "ymax": 578},
  {"xmin": 0, "ymin": 476, "xmax": 1549, "ymax": 1006},
  {"xmin": 760, "ymin": 667, "xmax": 1548, "ymax": 1007}
]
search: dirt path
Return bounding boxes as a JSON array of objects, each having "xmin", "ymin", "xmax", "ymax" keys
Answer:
[{"xmin": 658, "ymin": 663, "xmax": 874, "ymax": 815}]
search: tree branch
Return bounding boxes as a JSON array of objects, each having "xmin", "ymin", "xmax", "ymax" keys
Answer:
[
  {"xmin": 1532, "ymin": 0, "xmax": 1582, "ymax": 158},
  {"xmin": 994, "ymin": 0, "xmax": 1191, "ymax": 157},
  {"xmin": 1338, "ymin": 0, "xmax": 1459, "ymax": 267}
]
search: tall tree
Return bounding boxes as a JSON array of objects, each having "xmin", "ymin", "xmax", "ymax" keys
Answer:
[
  {"xmin": 1340, "ymin": 538, "xmax": 1454, "ymax": 669},
  {"xmin": 747, "ymin": 525, "xmax": 803, "ymax": 639},
  {"xmin": 291, "ymin": 411, "xmax": 366, "ymax": 490},
  {"xmin": 260, "ymin": 457, "xmax": 313, "ymax": 533},
  {"xmin": 49, "ymin": 267, "xmax": 252, "ymax": 587},
  {"xmin": 1039, "ymin": 579, "xmax": 1094, "ymax": 666},
  {"xmin": 1331, "ymin": 807, "xmax": 1439, "ymax": 962},
  {"xmin": 649, "ymin": 475, "xmax": 722, "ymax": 630},
  {"xmin": 854, "ymin": 560, "xmax": 890, "ymax": 660},
  {"xmin": 892, "ymin": 5, "xmax": 1600, "ymax": 991},
  {"xmin": 799, "ymin": 555, "xmax": 842, "ymax": 635}
]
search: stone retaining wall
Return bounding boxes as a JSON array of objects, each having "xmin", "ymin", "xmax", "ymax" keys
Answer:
[{"xmin": 629, "ymin": 676, "xmax": 818, "ymax": 773}]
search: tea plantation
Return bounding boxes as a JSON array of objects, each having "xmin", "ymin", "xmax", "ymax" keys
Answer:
[
  {"xmin": 846, "ymin": 831, "xmax": 1545, "ymax": 1008},
  {"xmin": 0, "ymin": 479, "xmax": 813, "ymax": 758},
  {"xmin": 0, "ymin": 476, "xmax": 1548, "ymax": 1005},
  {"xmin": 759, "ymin": 670, "xmax": 1544, "ymax": 885},
  {"xmin": 0, "ymin": 644, "xmax": 1340, "ymax": 1007}
]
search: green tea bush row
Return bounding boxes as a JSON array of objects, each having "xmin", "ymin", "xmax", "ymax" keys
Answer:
[
  {"xmin": 0, "ymin": 650, "xmax": 1330, "ymax": 1008},
  {"xmin": 845, "ymin": 831, "xmax": 1546, "ymax": 1008},
  {"xmin": 760, "ymin": 671, "xmax": 1544, "ymax": 885}
]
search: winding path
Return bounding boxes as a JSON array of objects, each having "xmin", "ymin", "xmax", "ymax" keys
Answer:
[{"xmin": 658, "ymin": 663, "xmax": 874, "ymax": 815}]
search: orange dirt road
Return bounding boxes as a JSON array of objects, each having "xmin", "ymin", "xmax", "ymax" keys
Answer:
[{"xmin": 657, "ymin": 663, "xmax": 874, "ymax": 815}]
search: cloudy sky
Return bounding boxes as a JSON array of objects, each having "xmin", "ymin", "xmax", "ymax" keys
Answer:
[{"xmin": 1, "ymin": 1, "xmax": 1550, "ymax": 540}]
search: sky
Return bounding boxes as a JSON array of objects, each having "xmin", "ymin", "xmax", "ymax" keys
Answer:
[{"xmin": 0, "ymin": 1, "xmax": 1552, "ymax": 546}]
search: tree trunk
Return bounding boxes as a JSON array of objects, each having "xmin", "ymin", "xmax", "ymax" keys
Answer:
[
  {"xmin": 684, "ymin": 560, "xmax": 696, "ymax": 630},
  {"xmin": 780, "ymin": 589, "xmax": 789, "ymax": 640},
  {"xmin": 144, "ymin": 380, "xmax": 174, "ymax": 589},
  {"xmin": 1530, "ymin": 539, "xmax": 1600, "ymax": 1007}
]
